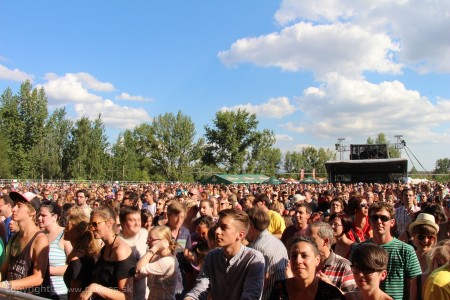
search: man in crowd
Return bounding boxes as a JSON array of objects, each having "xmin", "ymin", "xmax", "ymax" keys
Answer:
[
  {"xmin": 281, "ymin": 202, "xmax": 311, "ymax": 246},
  {"xmin": 75, "ymin": 189, "xmax": 91, "ymax": 218},
  {"xmin": 246, "ymin": 207, "xmax": 288, "ymax": 300},
  {"xmin": 307, "ymin": 221, "xmax": 356, "ymax": 293},
  {"xmin": 253, "ymin": 194, "xmax": 285, "ymax": 239},
  {"xmin": 361, "ymin": 201, "xmax": 421, "ymax": 300},
  {"xmin": 0, "ymin": 194, "xmax": 13, "ymax": 244},
  {"xmin": 395, "ymin": 188, "xmax": 420, "ymax": 237},
  {"xmin": 185, "ymin": 209, "xmax": 265, "ymax": 300},
  {"xmin": 142, "ymin": 190, "xmax": 156, "ymax": 215}
]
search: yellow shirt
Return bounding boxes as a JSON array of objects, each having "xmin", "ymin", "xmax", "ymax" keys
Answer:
[
  {"xmin": 267, "ymin": 210, "xmax": 286, "ymax": 235},
  {"xmin": 423, "ymin": 262, "xmax": 450, "ymax": 300}
]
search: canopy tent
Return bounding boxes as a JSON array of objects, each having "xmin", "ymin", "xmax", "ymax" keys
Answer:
[
  {"xmin": 262, "ymin": 176, "xmax": 285, "ymax": 185},
  {"xmin": 201, "ymin": 174, "xmax": 270, "ymax": 185},
  {"xmin": 300, "ymin": 177, "xmax": 320, "ymax": 184}
]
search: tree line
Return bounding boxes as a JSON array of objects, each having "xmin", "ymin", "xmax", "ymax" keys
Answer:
[
  {"xmin": 2, "ymin": 81, "xmax": 448, "ymax": 182},
  {"xmin": 0, "ymin": 81, "xmax": 337, "ymax": 181}
]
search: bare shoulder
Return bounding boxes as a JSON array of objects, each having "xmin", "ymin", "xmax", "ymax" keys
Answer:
[
  {"xmin": 34, "ymin": 232, "xmax": 50, "ymax": 247},
  {"xmin": 115, "ymin": 240, "xmax": 132, "ymax": 261}
]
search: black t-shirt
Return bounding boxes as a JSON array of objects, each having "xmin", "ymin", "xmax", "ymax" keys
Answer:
[
  {"xmin": 64, "ymin": 255, "xmax": 96, "ymax": 296},
  {"xmin": 92, "ymin": 248, "xmax": 136, "ymax": 296}
]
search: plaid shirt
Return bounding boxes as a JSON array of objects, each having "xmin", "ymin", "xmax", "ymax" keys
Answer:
[
  {"xmin": 319, "ymin": 250, "xmax": 356, "ymax": 293},
  {"xmin": 395, "ymin": 205, "xmax": 420, "ymax": 236}
]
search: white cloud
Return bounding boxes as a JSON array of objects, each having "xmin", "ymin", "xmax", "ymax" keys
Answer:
[
  {"xmin": 218, "ymin": 22, "xmax": 401, "ymax": 79},
  {"xmin": 274, "ymin": 0, "xmax": 450, "ymax": 73},
  {"xmin": 39, "ymin": 73, "xmax": 103, "ymax": 105},
  {"xmin": 280, "ymin": 122, "xmax": 305, "ymax": 133},
  {"xmin": 0, "ymin": 64, "xmax": 34, "ymax": 82},
  {"xmin": 38, "ymin": 72, "xmax": 152, "ymax": 130},
  {"xmin": 275, "ymin": 134, "xmax": 294, "ymax": 142},
  {"xmin": 289, "ymin": 74, "xmax": 450, "ymax": 142},
  {"xmin": 75, "ymin": 72, "xmax": 115, "ymax": 92},
  {"xmin": 74, "ymin": 99, "xmax": 151, "ymax": 130},
  {"xmin": 116, "ymin": 92, "xmax": 153, "ymax": 102},
  {"xmin": 220, "ymin": 97, "xmax": 297, "ymax": 118}
]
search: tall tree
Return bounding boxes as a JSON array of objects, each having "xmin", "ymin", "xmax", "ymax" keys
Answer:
[
  {"xmin": 246, "ymin": 129, "xmax": 276, "ymax": 173},
  {"xmin": 111, "ymin": 130, "xmax": 143, "ymax": 181},
  {"xmin": 283, "ymin": 151, "xmax": 304, "ymax": 176},
  {"xmin": 252, "ymin": 147, "xmax": 282, "ymax": 176},
  {"xmin": 366, "ymin": 132, "xmax": 401, "ymax": 158},
  {"xmin": 203, "ymin": 109, "xmax": 273, "ymax": 173},
  {"xmin": 149, "ymin": 111, "xmax": 204, "ymax": 181},
  {"xmin": 434, "ymin": 158, "xmax": 450, "ymax": 174}
]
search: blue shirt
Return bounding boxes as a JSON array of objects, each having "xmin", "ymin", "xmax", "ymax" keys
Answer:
[{"xmin": 186, "ymin": 245, "xmax": 265, "ymax": 300}]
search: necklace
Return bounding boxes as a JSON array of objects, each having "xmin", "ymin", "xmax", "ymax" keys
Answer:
[{"xmin": 106, "ymin": 235, "xmax": 118, "ymax": 261}]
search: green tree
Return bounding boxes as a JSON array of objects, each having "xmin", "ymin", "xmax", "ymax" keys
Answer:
[
  {"xmin": 0, "ymin": 81, "xmax": 48, "ymax": 178},
  {"xmin": 366, "ymin": 132, "xmax": 401, "ymax": 158},
  {"xmin": 111, "ymin": 130, "xmax": 144, "ymax": 181},
  {"xmin": 203, "ymin": 109, "xmax": 273, "ymax": 174},
  {"xmin": 283, "ymin": 151, "xmax": 304, "ymax": 177},
  {"xmin": 33, "ymin": 108, "xmax": 72, "ymax": 179},
  {"xmin": 434, "ymin": 158, "xmax": 450, "ymax": 174},
  {"xmin": 253, "ymin": 147, "xmax": 282, "ymax": 176},
  {"xmin": 246, "ymin": 129, "xmax": 276, "ymax": 173},
  {"xmin": 149, "ymin": 111, "xmax": 204, "ymax": 181},
  {"xmin": 0, "ymin": 135, "xmax": 12, "ymax": 178}
]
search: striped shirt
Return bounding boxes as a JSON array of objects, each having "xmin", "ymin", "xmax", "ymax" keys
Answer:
[
  {"xmin": 249, "ymin": 230, "xmax": 289, "ymax": 300},
  {"xmin": 319, "ymin": 251, "xmax": 356, "ymax": 293},
  {"xmin": 365, "ymin": 238, "xmax": 422, "ymax": 300},
  {"xmin": 49, "ymin": 231, "xmax": 68, "ymax": 297}
]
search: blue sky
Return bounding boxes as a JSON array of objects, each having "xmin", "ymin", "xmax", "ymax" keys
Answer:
[{"xmin": 1, "ymin": 0, "xmax": 449, "ymax": 172}]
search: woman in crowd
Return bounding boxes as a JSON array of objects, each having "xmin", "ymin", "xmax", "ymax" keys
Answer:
[
  {"xmin": 141, "ymin": 209, "xmax": 154, "ymax": 232},
  {"xmin": 38, "ymin": 200, "xmax": 73, "ymax": 300},
  {"xmin": 328, "ymin": 212, "xmax": 355, "ymax": 259},
  {"xmin": 136, "ymin": 226, "xmax": 182, "ymax": 300},
  {"xmin": 63, "ymin": 206, "xmax": 99, "ymax": 300},
  {"xmin": 346, "ymin": 195, "xmax": 372, "ymax": 242},
  {"xmin": 345, "ymin": 243, "xmax": 392, "ymax": 300},
  {"xmin": 286, "ymin": 237, "xmax": 344, "ymax": 300},
  {"xmin": 79, "ymin": 206, "xmax": 135, "ymax": 300}
]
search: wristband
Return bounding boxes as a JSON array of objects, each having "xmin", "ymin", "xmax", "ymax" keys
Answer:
[{"xmin": 1, "ymin": 280, "xmax": 11, "ymax": 290}]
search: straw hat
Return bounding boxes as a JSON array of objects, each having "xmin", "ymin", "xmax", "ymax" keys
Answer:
[{"xmin": 409, "ymin": 213, "xmax": 439, "ymax": 233}]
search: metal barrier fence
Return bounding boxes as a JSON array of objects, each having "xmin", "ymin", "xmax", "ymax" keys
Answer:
[{"xmin": 0, "ymin": 288, "xmax": 48, "ymax": 300}]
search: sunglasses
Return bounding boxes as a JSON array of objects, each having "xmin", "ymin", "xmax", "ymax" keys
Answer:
[
  {"xmin": 90, "ymin": 220, "xmax": 107, "ymax": 227},
  {"xmin": 351, "ymin": 265, "xmax": 382, "ymax": 275},
  {"xmin": 220, "ymin": 202, "xmax": 229, "ymax": 206},
  {"xmin": 360, "ymin": 203, "xmax": 369, "ymax": 208},
  {"xmin": 148, "ymin": 237, "xmax": 161, "ymax": 243},
  {"xmin": 417, "ymin": 234, "xmax": 435, "ymax": 241},
  {"xmin": 369, "ymin": 215, "xmax": 391, "ymax": 223}
]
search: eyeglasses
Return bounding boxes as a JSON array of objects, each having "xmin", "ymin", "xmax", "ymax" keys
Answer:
[
  {"xmin": 351, "ymin": 265, "xmax": 382, "ymax": 275},
  {"xmin": 330, "ymin": 223, "xmax": 342, "ymax": 228},
  {"xmin": 90, "ymin": 220, "xmax": 107, "ymax": 227},
  {"xmin": 417, "ymin": 234, "xmax": 435, "ymax": 241},
  {"xmin": 369, "ymin": 214, "xmax": 391, "ymax": 223},
  {"xmin": 360, "ymin": 203, "xmax": 369, "ymax": 208}
]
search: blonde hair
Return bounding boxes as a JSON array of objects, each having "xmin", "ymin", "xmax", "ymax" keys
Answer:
[
  {"xmin": 150, "ymin": 226, "xmax": 180, "ymax": 255},
  {"xmin": 66, "ymin": 206, "xmax": 99, "ymax": 261},
  {"xmin": 426, "ymin": 239, "xmax": 450, "ymax": 274}
]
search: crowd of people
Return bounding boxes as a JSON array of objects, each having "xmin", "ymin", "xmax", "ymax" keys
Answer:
[{"xmin": 0, "ymin": 180, "xmax": 448, "ymax": 300}]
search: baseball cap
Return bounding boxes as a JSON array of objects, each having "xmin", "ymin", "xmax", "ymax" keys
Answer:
[{"xmin": 9, "ymin": 191, "xmax": 41, "ymax": 211}]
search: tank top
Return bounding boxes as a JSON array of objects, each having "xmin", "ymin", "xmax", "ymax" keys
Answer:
[
  {"xmin": 8, "ymin": 231, "xmax": 51, "ymax": 297},
  {"xmin": 49, "ymin": 230, "xmax": 68, "ymax": 297}
]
